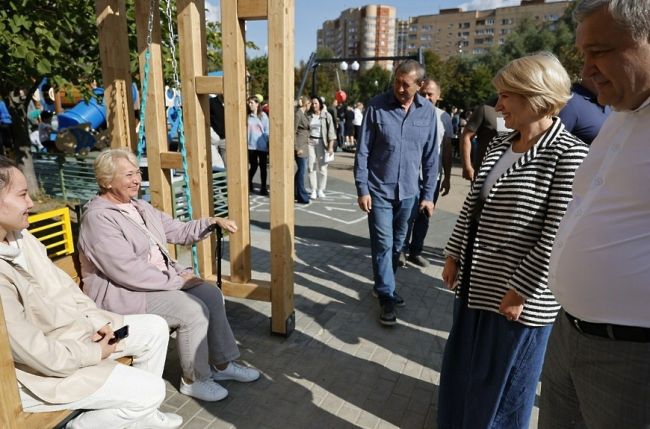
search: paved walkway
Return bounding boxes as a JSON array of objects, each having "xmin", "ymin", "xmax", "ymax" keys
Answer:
[{"xmin": 160, "ymin": 157, "xmax": 540, "ymax": 428}]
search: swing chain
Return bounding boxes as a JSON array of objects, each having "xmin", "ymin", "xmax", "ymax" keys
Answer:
[{"xmin": 165, "ymin": 0, "xmax": 181, "ymax": 91}]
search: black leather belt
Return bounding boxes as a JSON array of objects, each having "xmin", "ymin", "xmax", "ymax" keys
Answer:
[{"xmin": 565, "ymin": 312, "xmax": 650, "ymax": 343}]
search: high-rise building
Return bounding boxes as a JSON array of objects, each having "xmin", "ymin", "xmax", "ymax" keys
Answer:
[
  {"xmin": 317, "ymin": 5, "xmax": 396, "ymax": 70},
  {"xmin": 396, "ymin": 0, "xmax": 571, "ymax": 60}
]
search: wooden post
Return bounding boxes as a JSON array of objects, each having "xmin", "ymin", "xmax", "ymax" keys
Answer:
[
  {"xmin": 267, "ymin": 0, "xmax": 295, "ymax": 335},
  {"xmin": 221, "ymin": 0, "xmax": 252, "ymax": 284},
  {"xmin": 95, "ymin": 0, "xmax": 137, "ymax": 150},
  {"xmin": 134, "ymin": 0, "xmax": 174, "ymax": 223},
  {"xmin": 177, "ymin": 0, "xmax": 215, "ymax": 278},
  {"xmin": 0, "ymin": 299, "xmax": 25, "ymax": 428}
]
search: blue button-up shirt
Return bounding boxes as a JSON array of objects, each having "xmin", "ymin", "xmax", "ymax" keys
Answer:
[{"xmin": 354, "ymin": 91, "xmax": 439, "ymax": 201}]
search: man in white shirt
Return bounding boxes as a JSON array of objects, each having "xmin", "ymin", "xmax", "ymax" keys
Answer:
[{"xmin": 539, "ymin": 1, "xmax": 650, "ymax": 427}]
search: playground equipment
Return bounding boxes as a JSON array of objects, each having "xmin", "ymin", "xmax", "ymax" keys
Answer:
[{"xmin": 95, "ymin": 0, "xmax": 296, "ymax": 335}]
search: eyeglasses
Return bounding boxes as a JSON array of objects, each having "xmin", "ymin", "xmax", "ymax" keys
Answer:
[{"xmin": 122, "ymin": 170, "xmax": 142, "ymax": 180}]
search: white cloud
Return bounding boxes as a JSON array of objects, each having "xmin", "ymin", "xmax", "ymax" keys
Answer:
[
  {"xmin": 458, "ymin": 0, "xmax": 567, "ymax": 11},
  {"xmin": 206, "ymin": 0, "xmax": 220, "ymax": 22},
  {"xmin": 457, "ymin": 0, "xmax": 519, "ymax": 11}
]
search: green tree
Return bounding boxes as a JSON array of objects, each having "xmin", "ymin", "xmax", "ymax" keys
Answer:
[
  {"xmin": 0, "ymin": 0, "xmax": 100, "ymax": 192},
  {"xmin": 247, "ymin": 56, "xmax": 269, "ymax": 98}
]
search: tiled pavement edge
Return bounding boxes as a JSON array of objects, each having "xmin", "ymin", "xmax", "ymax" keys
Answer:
[
  {"xmin": 159, "ymin": 164, "xmax": 540, "ymax": 429},
  {"xmin": 161, "ymin": 226, "xmax": 455, "ymax": 429}
]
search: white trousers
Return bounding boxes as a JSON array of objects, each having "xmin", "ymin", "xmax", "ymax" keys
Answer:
[
  {"xmin": 20, "ymin": 314, "xmax": 171, "ymax": 429},
  {"xmin": 307, "ymin": 138, "xmax": 328, "ymax": 192}
]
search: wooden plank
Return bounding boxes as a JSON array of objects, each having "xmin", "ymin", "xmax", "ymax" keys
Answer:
[
  {"xmin": 195, "ymin": 76, "xmax": 224, "ymax": 94},
  {"xmin": 267, "ymin": 0, "xmax": 295, "ymax": 335},
  {"xmin": 159, "ymin": 151, "xmax": 183, "ymax": 170},
  {"xmin": 135, "ymin": 0, "xmax": 174, "ymax": 230},
  {"xmin": 221, "ymin": 0, "xmax": 252, "ymax": 283},
  {"xmin": 238, "ymin": 0, "xmax": 268, "ymax": 20},
  {"xmin": 0, "ymin": 298, "xmax": 26, "ymax": 428},
  {"xmin": 176, "ymin": 0, "xmax": 215, "ymax": 278},
  {"xmin": 95, "ymin": 0, "xmax": 137, "ymax": 151},
  {"xmin": 54, "ymin": 255, "xmax": 79, "ymax": 284},
  {"xmin": 208, "ymin": 276, "xmax": 272, "ymax": 301},
  {"xmin": 22, "ymin": 411, "xmax": 74, "ymax": 429}
]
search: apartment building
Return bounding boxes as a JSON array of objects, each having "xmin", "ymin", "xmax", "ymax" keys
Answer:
[
  {"xmin": 316, "ymin": 5, "xmax": 396, "ymax": 70},
  {"xmin": 396, "ymin": 0, "xmax": 571, "ymax": 59}
]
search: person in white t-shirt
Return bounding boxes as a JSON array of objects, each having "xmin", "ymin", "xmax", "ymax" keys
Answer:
[{"xmin": 539, "ymin": 2, "xmax": 650, "ymax": 428}]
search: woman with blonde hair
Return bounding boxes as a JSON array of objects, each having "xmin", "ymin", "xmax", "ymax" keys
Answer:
[
  {"xmin": 437, "ymin": 52, "xmax": 589, "ymax": 429},
  {"xmin": 78, "ymin": 148, "xmax": 260, "ymax": 403}
]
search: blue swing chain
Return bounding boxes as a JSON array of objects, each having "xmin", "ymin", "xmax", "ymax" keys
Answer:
[{"xmin": 137, "ymin": 0, "xmax": 200, "ymax": 274}]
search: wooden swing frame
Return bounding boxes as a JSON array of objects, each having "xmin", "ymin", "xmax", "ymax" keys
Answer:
[{"xmin": 95, "ymin": 0, "xmax": 296, "ymax": 335}]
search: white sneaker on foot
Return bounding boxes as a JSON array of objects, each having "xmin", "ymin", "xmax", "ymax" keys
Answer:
[
  {"xmin": 317, "ymin": 190, "xmax": 326, "ymax": 198},
  {"xmin": 179, "ymin": 377, "xmax": 228, "ymax": 401},
  {"xmin": 129, "ymin": 410, "xmax": 183, "ymax": 428},
  {"xmin": 310, "ymin": 190, "xmax": 317, "ymax": 199},
  {"xmin": 212, "ymin": 362, "xmax": 260, "ymax": 382}
]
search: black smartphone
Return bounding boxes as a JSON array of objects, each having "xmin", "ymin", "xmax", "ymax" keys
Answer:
[{"xmin": 108, "ymin": 325, "xmax": 129, "ymax": 345}]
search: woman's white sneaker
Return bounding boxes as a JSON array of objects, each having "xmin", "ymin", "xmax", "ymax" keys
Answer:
[
  {"xmin": 179, "ymin": 378, "xmax": 228, "ymax": 401},
  {"xmin": 212, "ymin": 362, "xmax": 260, "ymax": 382}
]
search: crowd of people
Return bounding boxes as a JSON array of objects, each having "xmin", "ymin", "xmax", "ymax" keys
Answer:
[{"xmin": 1, "ymin": 0, "xmax": 648, "ymax": 428}]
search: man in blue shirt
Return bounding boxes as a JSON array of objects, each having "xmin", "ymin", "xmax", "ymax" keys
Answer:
[
  {"xmin": 354, "ymin": 60, "xmax": 439, "ymax": 326},
  {"xmin": 558, "ymin": 80, "xmax": 611, "ymax": 145}
]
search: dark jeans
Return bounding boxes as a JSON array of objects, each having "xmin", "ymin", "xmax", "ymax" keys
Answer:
[
  {"xmin": 248, "ymin": 149, "xmax": 268, "ymax": 191},
  {"xmin": 295, "ymin": 155, "xmax": 310, "ymax": 203},
  {"xmin": 336, "ymin": 124, "xmax": 345, "ymax": 149},
  {"xmin": 403, "ymin": 177, "xmax": 441, "ymax": 256}
]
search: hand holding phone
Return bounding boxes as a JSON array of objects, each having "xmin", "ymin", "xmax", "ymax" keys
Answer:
[{"xmin": 108, "ymin": 325, "xmax": 129, "ymax": 345}]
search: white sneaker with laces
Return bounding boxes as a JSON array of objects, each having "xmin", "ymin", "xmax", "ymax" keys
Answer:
[
  {"xmin": 179, "ymin": 377, "xmax": 228, "ymax": 401},
  {"xmin": 212, "ymin": 362, "xmax": 261, "ymax": 382},
  {"xmin": 310, "ymin": 190, "xmax": 317, "ymax": 199},
  {"xmin": 128, "ymin": 410, "xmax": 183, "ymax": 429},
  {"xmin": 317, "ymin": 190, "xmax": 326, "ymax": 198}
]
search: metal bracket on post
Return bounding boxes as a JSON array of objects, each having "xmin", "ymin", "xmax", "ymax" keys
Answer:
[{"xmin": 271, "ymin": 311, "xmax": 295, "ymax": 338}]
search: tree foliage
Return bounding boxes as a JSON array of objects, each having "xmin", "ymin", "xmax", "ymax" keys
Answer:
[{"xmin": 426, "ymin": 7, "xmax": 580, "ymax": 111}]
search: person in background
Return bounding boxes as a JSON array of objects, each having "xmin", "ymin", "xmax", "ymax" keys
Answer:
[
  {"xmin": 209, "ymin": 93, "xmax": 226, "ymax": 141},
  {"xmin": 558, "ymin": 77, "xmax": 611, "ymax": 145},
  {"xmin": 325, "ymin": 97, "xmax": 339, "ymax": 152},
  {"xmin": 439, "ymin": 52, "xmax": 588, "ymax": 429},
  {"xmin": 0, "ymin": 97, "xmax": 12, "ymax": 156},
  {"xmin": 354, "ymin": 60, "xmax": 438, "ymax": 326},
  {"xmin": 335, "ymin": 98, "xmax": 346, "ymax": 151},
  {"xmin": 540, "ymin": 1, "xmax": 650, "ymax": 427},
  {"xmin": 294, "ymin": 96, "xmax": 311, "ymax": 204},
  {"xmin": 401, "ymin": 77, "xmax": 453, "ymax": 268},
  {"xmin": 461, "ymin": 97, "xmax": 512, "ymax": 181},
  {"xmin": 307, "ymin": 96, "xmax": 336, "ymax": 199},
  {"xmin": 246, "ymin": 95, "xmax": 270, "ymax": 196},
  {"xmin": 0, "ymin": 156, "xmax": 183, "ymax": 429},
  {"xmin": 352, "ymin": 102, "xmax": 364, "ymax": 145},
  {"xmin": 344, "ymin": 104, "xmax": 356, "ymax": 148},
  {"xmin": 78, "ymin": 148, "xmax": 260, "ymax": 403}
]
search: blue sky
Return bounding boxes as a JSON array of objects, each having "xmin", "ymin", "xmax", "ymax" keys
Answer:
[{"xmin": 205, "ymin": 0, "xmax": 566, "ymax": 66}]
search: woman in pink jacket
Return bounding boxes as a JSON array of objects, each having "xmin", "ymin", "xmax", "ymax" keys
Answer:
[{"xmin": 78, "ymin": 148, "xmax": 260, "ymax": 403}]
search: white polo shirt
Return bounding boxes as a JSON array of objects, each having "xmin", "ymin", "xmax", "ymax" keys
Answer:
[{"xmin": 549, "ymin": 97, "xmax": 650, "ymax": 328}]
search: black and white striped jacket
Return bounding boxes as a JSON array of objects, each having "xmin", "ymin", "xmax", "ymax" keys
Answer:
[{"xmin": 445, "ymin": 118, "xmax": 589, "ymax": 326}]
